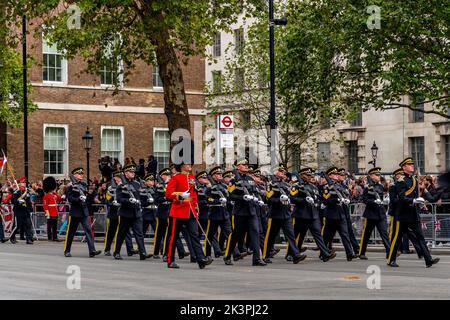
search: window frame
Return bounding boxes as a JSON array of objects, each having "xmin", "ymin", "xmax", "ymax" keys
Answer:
[
  {"xmin": 42, "ymin": 36, "xmax": 68, "ymax": 84},
  {"xmin": 213, "ymin": 32, "xmax": 221, "ymax": 57},
  {"xmin": 153, "ymin": 127, "xmax": 170, "ymax": 171},
  {"xmin": 100, "ymin": 125, "xmax": 124, "ymax": 165},
  {"xmin": 43, "ymin": 124, "xmax": 69, "ymax": 177},
  {"xmin": 152, "ymin": 65, "xmax": 164, "ymax": 91},
  {"xmin": 410, "ymin": 136, "xmax": 425, "ymax": 173}
]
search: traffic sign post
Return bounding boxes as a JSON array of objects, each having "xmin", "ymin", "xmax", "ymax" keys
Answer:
[{"xmin": 216, "ymin": 115, "xmax": 234, "ymax": 165}]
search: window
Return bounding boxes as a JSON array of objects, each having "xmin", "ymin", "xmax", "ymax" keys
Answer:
[
  {"xmin": 235, "ymin": 68, "xmax": 245, "ymax": 91},
  {"xmin": 317, "ymin": 142, "xmax": 330, "ymax": 171},
  {"xmin": 234, "ymin": 28, "xmax": 244, "ymax": 55},
  {"xmin": 101, "ymin": 126, "xmax": 124, "ymax": 165},
  {"xmin": 410, "ymin": 137, "xmax": 425, "ymax": 173},
  {"xmin": 347, "ymin": 141, "xmax": 358, "ymax": 173},
  {"xmin": 152, "ymin": 66, "xmax": 163, "ymax": 89},
  {"xmin": 240, "ymin": 110, "xmax": 251, "ymax": 130},
  {"xmin": 100, "ymin": 59, "xmax": 120, "ymax": 86},
  {"xmin": 445, "ymin": 136, "xmax": 450, "ymax": 171},
  {"xmin": 153, "ymin": 129, "xmax": 170, "ymax": 171},
  {"xmin": 411, "ymin": 97, "xmax": 425, "ymax": 123},
  {"xmin": 351, "ymin": 108, "xmax": 363, "ymax": 126},
  {"xmin": 44, "ymin": 125, "xmax": 67, "ymax": 175},
  {"xmin": 42, "ymin": 38, "xmax": 66, "ymax": 83},
  {"xmin": 212, "ymin": 71, "xmax": 222, "ymax": 93},
  {"xmin": 213, "ymin": 32, "xmax": 221, "ymax": 57}
]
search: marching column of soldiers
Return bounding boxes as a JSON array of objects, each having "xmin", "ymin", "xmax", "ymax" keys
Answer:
[{"xmin": 25, "ymin": 155, "xmax": 438, "ymax": 269}]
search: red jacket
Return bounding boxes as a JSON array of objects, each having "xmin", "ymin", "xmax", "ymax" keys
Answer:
[
  {"xmin": 165, "ymin": 173, "xmax": 198, "ymax": 219},
  {"xmin": 42, "ymin": 192, "xmax": 62, "ymax": 218}
]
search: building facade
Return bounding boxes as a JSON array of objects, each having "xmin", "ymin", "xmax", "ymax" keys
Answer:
[{"xmin": 2, "ymin": 28, "xmax": 205, "ymax": 181}]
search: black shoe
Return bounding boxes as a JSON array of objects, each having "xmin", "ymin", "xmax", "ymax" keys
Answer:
[
  {"xmin": 293, "ymin": 254, "xmax": 307, "ymax": 264},
  {"xmin": 263, "ymin": 258, "xmax": 272, "ymax": 264},
  {"xmin": 347, "ymin": 255, "xmax": 353, "ymax": 262},
  {"xmin": 64, "ymin": 252, "xmax": 72, "ymax": 258},
  {"xmin": 322, "ymin": 252, "xmax": 336, "ymax": 262},
  {"xmin": 418, "ymin": 254, "xmax": 424, "ymax": 259},
  {"xmin": 131, "ymin": 249, "xmax": 139, "ymax": 255},
  {"xmin": 153, "ymin": 255, "xmax": 160, "ymax": 259},
  {"xmin": 127, "ymin": 252, "xmax": 134, "ymax": 257},
  {"xmin": 168, "ymin": 262, "xmax": 180, "ymax": 269},
  {"xmin": 10, "ymin": 238, "xmax": 17, "ymax": 244},
  {"xmin": 311, "ymin": 246, "xmax": 320, "ymax": 251},
  {"xmin": 89, "ymin": 250, "xmax": 101, "ymax": 257},
  {"xmin": 285, "ymin": 255, "xmax": 293, "ymax": 262},
  {"xmin": 426, "ymin": 258, "xmax": 440, "ymax": 268},
  {"xmin": 252, "ymin": 260, "xmax": 267, "ymax": 266},
  {"xmin": 104, "ymin": 251, "xmax": 111, "ymax": 256},
  {"xmin": 269, "ymin": 248, "xmax": 280, "ymax": 258},
  {"xmin": 247, "ymin": 249, "xmax": 253, "ymax": 255},
  {"xmin": 114, "ymin": 254, "xmax": 123, "ymax": 260},
  {"xmin": 387, "ymin": 261, "xmax": 399, "ymax": 267},
  {"xmin": 0, "ymin": 238, "xmax": 8, "ymax": 243},
  {"xmin": 163, "ymin": 256, "xmax": 168, "ymax": 262},
  {"xmin": 203, "ymin": 256, "xmax": 213, "ymax": 265},
  {"xmin": 300, "ymin": 246, "xmax": 307, "ymax": 253},
  {"xmin": 233, "ymin": 254, "xmax": 241, "ymax": 262},
  {"xmin": 223, "ymin": 257, "xmax": 233, "ymax": 265},
  {"xmin": 26, "ymin": 240, "xmax": 33, "ymax": 245},
  {"xmin": 214, "ymin": 253, "xmax": 221, "ymax": 258},
  {"xmin": 359, "ymin": 255, "xmax": 368, "ymax": 260},
  {"xmin": 240, "ymin": 251, "xmax": 248, "ymax": 259},
  {"xmin": 140, "ymin": 254, "xmax": 147, "ymax": 260},
  {"xmin": 190, "ymin": 257, "xmax": 197, "ymax": 263},
  {"xmin": 20, "ymin": 237, "xmax": 25, "ymax": 241}
]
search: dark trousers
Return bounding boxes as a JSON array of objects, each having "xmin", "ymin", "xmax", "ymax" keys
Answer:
[
  {"xmin": 263, "ymin": 217, "xmax": 300, "ymax": 260},
  {"xmin": 153, "ymin": 217, "xmax": 169, "ymax": 256},
  {"xmin": 344, "ymin": 210, "xmax": 360, "ymax": 254},
  {"xmin": 225, "ymin": 215, "xmax": 261, "ymax": 262},
  {"xmin": 47, "ymin": 217, "xmax": 58, "ymax": 240},
  {"xmin": 114, "ymin": 216, "xmax": 147, "ymax": 256},
  {"xmin": 258, "ymin": 214, "xmax": 268, "ymax": 251},
  {"xmin": 143, "ymin": 219, "xmax": 156, "ymax": 237},
  {"xmin": 166, "ymin": 214, "xmax": 205, "ymax": 265},
  {"xmin": 358, "ymin": 218, "xmax": 390, "ymax": 256},
  {"xmin": 387, "ymin": 220, "xmax": 432, "ymax": 265},
  {"xmin": 389, "ymin": 216, "xmax": 424, "ymax": 257},
  {"xmin": 104, "ymin": 217, "xmax": 134, "ymax": 253},
  {"xmin": 11, "ymin": 215, "xmax": 33, "ymax": 242},
  {"xmin": 205, "ymin": 219, "xmax": 230, "ymax": 257},
  {"xmin": 322, "ymin": 217, "xmax": 354, "ymax": 257},
  {"xmin": 64, "ymin": 216, "xmax": 96, "ymax": 253},
  {"xmin": 288, "ymin": 217, "xmax": 331, "ymax": 258},
  {"xmin": 0, "ymin": 216, "xmax": 4, "ymax": 241}
]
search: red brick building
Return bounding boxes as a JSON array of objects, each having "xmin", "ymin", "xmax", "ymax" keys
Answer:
[{"xmin": 1, "ymin": 27, "xmax": 205, "ymax": 181}]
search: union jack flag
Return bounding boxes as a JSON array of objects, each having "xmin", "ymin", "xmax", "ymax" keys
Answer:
[
  {"xmin": 435, "ymin": 219, "xmax": 441, "ymax": 232},
  {"xmin": 421, "ymin": 222, "xmax": 428, "ymax": 230}
]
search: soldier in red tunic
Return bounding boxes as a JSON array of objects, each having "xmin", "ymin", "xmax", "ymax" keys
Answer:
[
  {"xmin": 42, "ymin": 176, "xmax": 62, "ymax": 241},
  {"xmin": 165, "ymin": 162, "xmax": 212, "ymax": 269}
]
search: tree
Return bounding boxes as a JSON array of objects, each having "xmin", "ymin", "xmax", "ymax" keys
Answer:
[
  {"xmin": 280, "ymin": 0, "xmax": 450, "ymax": 119},
  {"xmin": 9, "ymin": 0, "xmax": 264, "ymax": 137}
]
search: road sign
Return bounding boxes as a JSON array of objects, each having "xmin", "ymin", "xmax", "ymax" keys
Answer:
[{"xmin": 219, "ymin": 115, "xmax": 234, "ymax": 129}]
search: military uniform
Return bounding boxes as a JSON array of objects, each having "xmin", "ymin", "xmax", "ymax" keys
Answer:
[
  {"xmin": 10, "ymin": 178, "xmax": 34, "ymax": 244},
  {"xmin": 153, "ymin": 169, "xmax": 172, "ymax": 257},
  {"xmin": 104, "ymin": 171, "xmax": 135, "ymax": 256},
  {"xmin": 288, "ymin": 168, "xmax": 335, "ymax": 261},
  {"xmin": 140, "ymin": 174, "xmax": 157, "ymax": 240},
  {"xmin": 113, "ymin": 164, "xmax": 151, "ymax": 260},
  {"xmin": 387, "ymin": 158, "xmax": 439, "ymax": 267},
  {"xmin": 224, "ymin": 158, "xmax": 266, "ymax": 266},
  {"xmin": 358, "ymin": 167, "xmax": 390, "ymax": 259},
  {"xmin": 64, "ymin": 168, "xmax": 100, "ymax": 257},
  {"xmin": 263, "ymin": 167, "xmax": 306, "ymax": 264},
  {"xmin": 321, "ymin": 166, "xmax": 355, "ymax": 260}
]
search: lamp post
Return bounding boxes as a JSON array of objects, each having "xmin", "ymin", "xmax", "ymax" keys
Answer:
[
  {"xmin": 22, "ymin": 15, "xmax": 28, "ymax": 184},
  {"xmin": 369, "ymin": 141, "xmax": 378, "ymax": 168},
  {"xmin": 266, "ymin": 0, "xmax": 287, "ymax": 168},
  {"xmin": 82, "ymin": 127, "xmax": 93, "ymax": 184}
]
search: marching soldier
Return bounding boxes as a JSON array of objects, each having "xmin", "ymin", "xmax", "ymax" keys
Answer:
[
  {"xmin": 140, "ymin": 173, "xmax": 158, "ymax": 243},
  {"xmin": 218, "ymin": 170, "xmax": 235, "ymax": 252},
  {"xmin": 358, "ymin": 167, "xmax": 391, "ymax": 260},
  {"xmin": 224, "ymin": 158, "xmax": 266, "ymax": 266},
  {"xmin": 42, "ymin": 176, "xmax": 62, "ymax": 242},
  {"xmin": 164, "ymin": 161, "xmax": 212, "ymax": 269},
  {"xmin": 204, "ymin": 166, "xmax": 233, "ymax": 259},
  {"xmin": 196, "ymin": 171, "xmax": 210, "ymax": 241},
  {"xmin": 321, "ymin": 166, "xmax": 355, "ymax": 261},
  {"xmin": 153, "ymin": 168, "xmax": 172, "ymax": 258},
  {"xmin": 64, "ymin": 168, "xmax": 101, "ymax": 257},
  {"xmin": 337, "ymin": 168, "xmax": 360, "ymax": 256},
  {"xmin": 249, "ymin": 168, "xmax": 269, "ymax": 252},
  {"xmin": 113, "ymin": 164, "xmax": 152, "ymax": 260},
  {"xmin": 104, "ymin": 170, "xmax": 136, "ymax": 256},
  {"xmin": 263, "ymin": 165, "xmax": 307, "ymax": 264},
  {"xmin": 387, "ymin": 157, "xmax": 439, "ymax": 268},
  {"xmin": 10, "ymin": 177, "xmax": 34, "ymax": 244},
  {"xmin": 288, "ymin": 167, "xmax": 336, "ymax": 262}
]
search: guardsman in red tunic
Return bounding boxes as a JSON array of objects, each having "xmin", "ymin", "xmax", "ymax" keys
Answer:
[
  {"xmin": 165, "ymin": 162, "xmax": 212, "ymax": 269},
  {"xmin": 42, "ymin": 176, "xmax": 62, "ymax": 241}
]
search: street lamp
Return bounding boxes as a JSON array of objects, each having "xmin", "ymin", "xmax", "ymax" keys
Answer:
[
  {"xmin": 369, "ymin": 141, "xmax": 378, "ymax": 167},
  {"xmin": 267, "ymin": 0, "xmax": 287, "ymax": 168},
  {"xmin": 82, "ymin": 127, "xmax": 93, "ymax": 184}
]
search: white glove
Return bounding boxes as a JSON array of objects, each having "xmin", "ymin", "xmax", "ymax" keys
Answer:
[
  {"xmin": 243, "ymin": 195, "xmax": 253, "ymax": 201},
  {"xmin": 343, "ymin": 199, "xmax": 350, "ymax": 205},
  {"xmin": 320, "ymin": 204, "xmax": 326, "ymax": 210},
  {"xmin": 18, "ymin": 199, "xmax": 25, "ymax": 204},
  {"xmin": 129, "ymin": 198, "xmax": 139, "ymax": 204},
  {"xmin": 258, "ymin": 200, "xmax": 265, "ymax": 206},
  {"xmin": 374, "ymin": 199, "xmax": 383, "ymax": 205},
  {"xmin": 219, "ymin": 197, "xmax": 227, "ymax": 204},
  {"xmin": 306, "ymin": 196, "xmax": 315, "ymax": 204},
  {"xmin": 61, "ymin": 195, "xmax": 66, "ymax": 200},
  {"xmin": 79, "ymin": 195, "xmax": 86, "ymax": 202},
  {"xmin": 181, "ymin": 191, "xmax": 190, "ymax": 199},
  {"xmin": 383, "ymin": 197, "xmax": 390, "ymax": 205},
  {"xmin": 413, "ymin": 197, "xmax": 425, "ymax": 205},
  {"xmin": 252, "ymin": 196, "xmax": 259, "ymax": 203},
  {"xmin": 112, "ymin": 200, "xmax": 120, "ymax": 207},
  {"xmin": 148, "ymin": 198, "xmax": 154, "ymax": 204},
  {"xmin": 280, "ymin": 195, "xmax": 289, "ymax": 202}
]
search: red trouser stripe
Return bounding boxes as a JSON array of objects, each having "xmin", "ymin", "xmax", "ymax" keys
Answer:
[{"xmin": 167, "ymin": 217, "xmax": 177, "ymax": 265}]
